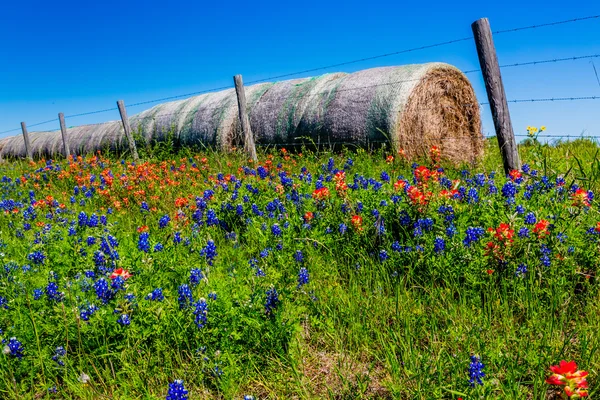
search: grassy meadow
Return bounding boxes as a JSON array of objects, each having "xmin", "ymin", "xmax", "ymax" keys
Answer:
[{"xmin": 0, "ymin": 134, "xmax": 598, "ymax": 399}]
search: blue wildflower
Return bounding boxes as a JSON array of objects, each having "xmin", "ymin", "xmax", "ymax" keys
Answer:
[
  {"xmin": 193, "ymin": 299, "xmax": 208, "ymax": 329},
  {"xmin": 178, "ymin": 284, "xmax": 193, "ymax": 309},
  {"xmin": 297, "ymin": 267, "xmax": 310, "ymax": 288},
  {"xmin": 166, "ymin": 379, "xmax": 188, "ymax": 400},
  {"xmin": 469, "ymin": 355, "xmax": 485, "ymax": 387},
  {"xmin": 265, "ymin": 287, "xmax": 279, "ymax": 315},
  {"xmin": 145, "ymin": 288, "xmax": 164, "ymax": 301}
]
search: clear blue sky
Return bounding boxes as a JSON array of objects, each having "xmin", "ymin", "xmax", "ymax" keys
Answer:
[{"xmin": 1, "ymin": 1, "xmax": 599, "ymax": 140}]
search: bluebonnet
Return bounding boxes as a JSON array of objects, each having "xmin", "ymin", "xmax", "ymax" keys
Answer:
[
  {"xmin": 208, "ymin": 292, "xmax": 217, "ymax": 301},
  {"xmin": 294, "ymin": 250, "xmax": 304, "ymax": 263},
  {"xmin": 190, "ymin": 269, "xmax": 204, "ymax": 286},
  {"xmin": 0, "ymin": 296, "xmax": 8, "ymax": 309},
  {"xmin": 33, "ymin": 288, "xmax": 44, "ymax": 300},
  {"xmin": 466, "ymin": 187, "xmax": 479, "ymax": 204},
  {"xmin": 379, "ymin": 250, "xmax": 389, "ymax": 262},
  {"xmin": 111, "ymin": 276, "xmax": 125, "ymax": 291},
  {"xmin": 78, "ymin": 211, "xmax": 88, "ymax": 227},
  {"xmin": 193, "ymin": 299, "xmax": 208, "ymax": 329},
  {"xmin": 265, "ymin": 287, "xmax": 280, "ymax": 315},
  {"xmin": 433, "ymin": 237, "xmax": 445, "ymax": 254},
  {"xmin": 200, "ymin": 240, "xmax": 218, "ymax": 266},
  {"xmin": 540, "ymin": 245, "xmax": 551, "ymax": 267},
  {"xmin": 469, "ymin": 355, "xmax": 485, "ymax": 386},
  {"xmin": 515, "ymin": 205, "xmax": 525, "ymax": 214},
  {"xmin": 52, "ymin": 346, "xmax": 66, "ymax": 366},
  {"xmin": 516, "ymin": 263, "xmax": 528, "ymax": 277},
  {"xmin": 158, "ymin": 214, "xmax": 170, "ymax": 228},
  {"xmin": 166, "ymin": 380, "xmax": 188, "ymax": 400},
  {"xmin": 86, "ymin": 236, "xmax": 96, "ymax": 246},
  {"xmin": 178, "ymin": 284, "xmax": 193, "ymax": 309},
  {"xmin": 518, "ymin": 227, "xmax": 530, "ymax": 238},
  {"xmin": 338, "ymin": 223, "xmax": 347, "ymax": 235},
  {"xmin": 79, "ymin": 304, "xmax": 99, "ymax": 321},
  {"xmin": 501, "ymin": 181, "xmax": 517, "ymax": 198},
  {"xmin": 391, "ymin": 241, "xmax": 402, "ymax": 252},
  {"xmin": 524, "ymin": 212, "xmax": 536, "ymax": 225},
  {"xmin": 27, "ymin": 251, "xmax": 46, "ymax": 265},
  {"xmin": 146, "ymin": 288, "xmax": 164, "ymax": 301},
  {"xmin": 117, "ymin": 314, "xmax": 131, "ymax": 326},
  {"xmin": 463, "ymin": 227, "xmax": 485, "ymax": 247},
  {"xmin": 94, "ymin": 278, "xmax": 114, "ymax": 304},
  {"xmin": 446, "ymin": 224, "xmax": 457, "ymax": 238},
  {"xmin": 87, "ymin": 214, "xmax": 99, "ymax": 228},
  {"xmin": 154, "ymin": 243, "xmax": 164, "ymax": 252},
  {"xmin": 297, "ymin": 268, "xmax": 309, "ymax": 288},
  {"xmin": 271, "ymin": 224, "xmax": 282, "ymax": 236},
  {"xmin": 138, "ymin": 232, "xmax": 150, "ymax": 253},
  {"xmin": 206, "ymin": 209, "xmax": 219, "ymax": 226},
  {"xmin": 173, "ymin": 232, "xmax": 182, "ymax": 244},
  {"xmin": 46, "ymin": 281, "xmax": 63, "ymax": 302},
  {"xmin": 5, "ymin": 337, "xmax": 24, "ymax": 359}
]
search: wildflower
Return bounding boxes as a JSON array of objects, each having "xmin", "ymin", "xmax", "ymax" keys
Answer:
[
  {"xmin": 350, "ymin": 215, "xmax": 363, "ymax": 231},
  {"xmin": 110, "ymin": 268, "xmax": 132, "ymax": 280},
  {"xmin": 27, "ymin": 250, "xmax": 45, "ymax": 265},
  {"xmin": 501, "ymin": 181, "xmax": 517, "ymax": 199},
  {"xmin": 178, "ymin": 284, "xmax": 193, "ymax": 309},
  {"xmin": 463, "ymin": 227, "xmax": 485, "ymax": 247},
  {"xmin": 509, "ymin": 169, "xmax": 523, "ymax": 183},
  {"xmin": 4, "ymin": 337, "xmax": 24, "ymax": 359},
  {"xmin": 469, "ymin": 355, "xmax": 485, "ymax": 387},
  {"xmin": 533, "ymin": 219, "xmax": 551, "ymax": 238},
  {"xmin": 297, "ymin": 267, "xmax": 309, "ymax": 288},
  {"xmin": 189, "ymin": 268, "xmax": 204, "ymax": 286},
  {"xmin": 138, "ymin": 232, "xmax": 150, "ymax": 253},
  {"xmin": 312, "ymin": 187, "xmax": 330, "ymax": 201},
  {"xmin": 379, "ymin": 250, "xmax": 389, "ymax": 262},
  {"xmin": 546, "ymin": 360, "xmax": 589, "ymax": 399},
  {"xmin": 294, "ymin": 250, "xmax": 304, "ymax": 263},
  {"xmin": 94, "ymin": 278, "xmax": 114, "ymax": 304},
  {"xmin": 117, "ymin": 314, "xmax": 131, "ymax": 326},
  {"xmin": 46, "ymin": 281, "xmax": 64, "ymax": 302},
  {"xmin": 193, "ymin": 299, "xmax": 208, "ymax": 329},
  {"xmin": 200, "ymin": 240, "xmax": 217, "ymax": 266},
  {"xmin": 303, "ymin": 211, "xmax": 314, "ymax": 223},
  {"xmin": 524, "ymin": 212, "xmax": 536, "ymax": 225},
  {"xmin": 166, "ymin": 379, "xmax": 189, "ymax": 400},
  {"xmin": 433, "ymin": 237, "xmax": 445, "ymax": 254},
  {"xmin": 146, "ymin": 288, "xmax": 164, "ymax": 301},
  {"xmin": 490, "ymin": 223, "xmax": 514, "ymax": 244},
  {"xmin": 271, "ymin": 224, "xmax": 282, "ymax": 236},
  {"xmin": 571, "ymin": 188, "xmax": 591, "ymax": 207},
  {"xmin": 518, "ymin": 227, "xmax": 530, "ymax": 238},
  {"xmin": 515, "ymin": 263, "xmax": 528, "ymax": 277},
  {"xmin": 158, "ymin": 214, "xmax": 170, "ymax": 228},
  {"xmin": 33, "ymin": 289, "xmax": 43, "ymax": 300},
  {"xmin": 265, "ymin": 287, "xmax": 279, "ymax": 315}
]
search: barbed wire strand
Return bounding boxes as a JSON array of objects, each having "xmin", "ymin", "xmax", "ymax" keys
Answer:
[
  {"xmin": 463, "ymin": 53, "xmax": 600, "ymax": 74},
  {"xmin": 480, "ymin": 96, "xmax": 600, "ymax": 105}
]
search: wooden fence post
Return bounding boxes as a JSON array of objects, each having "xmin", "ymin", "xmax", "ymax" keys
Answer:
[
  {"xmin": 233, "ymin": 74, "xmax": 258, "ymax": 162},
  {"xmin": 116, "ymin": 100, "xmax": 139, "ymax": 162},
  {"xmin": 58, "ymin": 112, "xmax": 71, "ymax": 159},
  {"xmin": 20, "ymin": 122, "xmax": 33, "ymax": 161},
  {"xmin": 472, "ymin": 17, "xmax": 520, "ymax": 174}
]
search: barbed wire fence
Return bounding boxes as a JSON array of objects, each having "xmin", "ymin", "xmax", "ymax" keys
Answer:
[{"xmin": 1, "ymin": 14, "xmax": 599, "ymax": 162}]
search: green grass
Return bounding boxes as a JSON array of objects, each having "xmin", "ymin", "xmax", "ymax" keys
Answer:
[{"xmin": 0, "ymin": 138, "xmax": 598, "ymax": 399}]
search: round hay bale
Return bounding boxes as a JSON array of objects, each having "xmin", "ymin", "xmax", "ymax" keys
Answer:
[
  {"xmin": 245, "ymin": 63, "xmax": 482, "ymax": 163},
  {"xmin": 0, "ymin": 63, "xmax": 482, "ymax": 163}
]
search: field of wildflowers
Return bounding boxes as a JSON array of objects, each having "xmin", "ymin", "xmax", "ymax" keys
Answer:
[{"xmin": 0, "ymin": 135, "xmax": 598, "ymax": 399}]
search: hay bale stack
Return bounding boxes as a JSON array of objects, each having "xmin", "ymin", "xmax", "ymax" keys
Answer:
[{"xmin": 0, "ymin": 63, "xmax": 482, "ymax": 163}]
